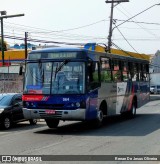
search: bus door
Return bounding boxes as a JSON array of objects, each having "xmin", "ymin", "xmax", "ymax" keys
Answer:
[{"xmin": 87, "ymin": 61, "xmax": 100, "ymax": 119}]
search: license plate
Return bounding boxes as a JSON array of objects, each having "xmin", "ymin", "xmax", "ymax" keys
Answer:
[{"xmin": 45, "ymin": 110, "xmax": 56, "ymax": 114}]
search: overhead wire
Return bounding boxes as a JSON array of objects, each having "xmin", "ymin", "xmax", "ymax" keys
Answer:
[
  {"xmin": 3, "ymin": 20, "xmax": 108, "ymax": 43},
  {"xmin": 110, "ymin": 3, "xmax": 160, "ymax": 55},
  {"xmin": 114, "ymin": 19, "xmax": 160, "ymax": 26},
  {"xmin": 115, "ymin": 3, "xmax": 159, "ymax": 28},
  {"xmin": 111, "ymin": 8, "xmax": 139, "ymax": 53},
  {"xmin": 116, "ymin": 4, "xmax": 159, "ymax": 39},
  {"xmin": 1, "ymin": 4, "xmax": 160, "ymax": 55},
  {"xmin": 1, "ymin": 34, "xmax": 87, "ymax": 46},
  {"xmin": 112, "ymin": 42, "xmax": 135, "ymax": 57},
  {"xmin": 3, "ymin": 16, "xmax": 160, "ymax": 48},
  {"xmin": 114, "ymin": 24, "xmax": 139, "ymax": 53},
  {"xmin": 31, "ymin": 19, "xmax": 107, "ymax": 33}
]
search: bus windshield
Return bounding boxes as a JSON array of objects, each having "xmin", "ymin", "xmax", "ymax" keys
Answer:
[{"xmin": 24, "ymin": 61, "xmax": 85, "ymax": 94}]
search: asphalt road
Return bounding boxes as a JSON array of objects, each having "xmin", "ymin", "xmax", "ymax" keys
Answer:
[{"xmin": 0, "ymin": 96, "xmax": 160, "ymax": 164}]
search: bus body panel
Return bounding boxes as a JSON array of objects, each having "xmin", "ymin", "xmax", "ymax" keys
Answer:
[
  {"xmin": 86, "ymin": 90, "xmax": 98, "ymax": 120},
  {"xmin": 23, "ymin": 93, "xmax": 99, "ymax": 121},
  {"xmin": 98, "ymin": 82, "xmax": 117, "ymax": 115},
  {"xmin": 98, "ymin": 81, "xmax": 149, "ymax": 116}
]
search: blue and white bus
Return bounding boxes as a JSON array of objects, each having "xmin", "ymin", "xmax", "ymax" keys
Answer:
[{"xmin": 22, "ymin": 47, "xmax": 150, "ymax": 128}]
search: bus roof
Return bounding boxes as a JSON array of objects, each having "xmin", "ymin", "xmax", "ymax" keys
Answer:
[
  {"xmin": 29, "ymin": 47, "xmax": 84, "ymax": 54},
  {"xmin": 28, "ymin": 46, "xmax": 149, "ymax": 62}
]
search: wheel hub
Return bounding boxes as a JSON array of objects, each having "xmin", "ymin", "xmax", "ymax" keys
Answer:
[{"xmin": 4, "ymin": 118, "xmax": 10, "ymax": 129}]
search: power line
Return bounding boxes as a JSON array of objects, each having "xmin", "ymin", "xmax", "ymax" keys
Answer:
[
  {"xmin": 38, "ymin": 20, "xmax": 107, "ymax": 33},
  {"xmin": 115, "ymin": 19, "xmax": 160, "ymax": 26},
  {"xmin": 117, "ymin": 27, "xmax": 160, "ymax": 31},
  {"xmin": 3, "ymin": 17, "xmax": 160, "ymax": 46},
  {"xmin": 115, "ymin": 26, "xmax": 139, "ymax": 53},
  {"xmin": 115, "ymin": 3, "xmax": 160, "ymax": 29},
  {"xmin": 1, "ymin": 34, "xmax": 87, "ymax": 46},
  {"xmin": 4, "ymin": 31, "xmax": 106, "ymax": 42},
  {"xmin": 112, "ymin": 42, "xmax": 149, "ymax": 60},
  {"xmin": 4, "ymin": 21, "xmax": 55, "ymax": 32},
  {"xmin": 113, "ymin": 38, "xmax": 160, "ymax": 41},
  {"xmin": 115, "ymin": 4, "xmax": 159, "ymax": 39},
  {"xmin": 3, "ymin": 19, "xmax": 107, "ymax": 34},
  {"xmin": 3, "ymin": 20, "xmax": 108, "ymax": 42},
  {"xmin": 112, "ymin": 42, "xmax": 135, "ymax": 58}
]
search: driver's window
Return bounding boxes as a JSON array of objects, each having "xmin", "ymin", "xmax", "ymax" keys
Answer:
[{"xmin": 87, "ymin": 61, "xmax": 100, "ymax": 90}]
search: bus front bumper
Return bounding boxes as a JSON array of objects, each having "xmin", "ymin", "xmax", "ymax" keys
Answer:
[{"xmin": 23, "ymin": 108, "xmax": 86, "ymax": 121}]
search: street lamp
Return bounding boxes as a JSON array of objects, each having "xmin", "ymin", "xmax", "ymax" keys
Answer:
[{"xmin": 0, "ymin": 11, "xmax": 24, "ymax": 66}]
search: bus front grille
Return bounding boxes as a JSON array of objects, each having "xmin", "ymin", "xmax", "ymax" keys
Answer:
[
  {"xmin": 39, "ymin": 110, "xmax": 62, "ymax": 118},
  {"xmin": 38, "ymin": 104, "xmax": 64, "ymax": 109}
]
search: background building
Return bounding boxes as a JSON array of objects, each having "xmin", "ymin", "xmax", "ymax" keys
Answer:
[{"xmin": 150, "ymin": 50, "xmax": 160, "ymax": 85}]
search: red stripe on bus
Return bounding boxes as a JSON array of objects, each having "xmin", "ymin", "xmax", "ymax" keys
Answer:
[{"xmin": 22, "ymin": 95, "xmax": 48, "ymax": 101}]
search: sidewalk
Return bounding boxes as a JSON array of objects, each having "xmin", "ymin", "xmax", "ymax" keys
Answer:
[{"xmin": 150, "ymin": 94, "xmax": 160, "ymax": 101}]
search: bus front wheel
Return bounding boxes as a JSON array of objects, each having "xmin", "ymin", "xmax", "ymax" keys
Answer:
[
  {"xmin": 45, "ymin": 119, "xmax": 59, "ymax": 128},
  {"xmin": 92, "ymin": 110, "xmax": 104, "ymax": 128}
]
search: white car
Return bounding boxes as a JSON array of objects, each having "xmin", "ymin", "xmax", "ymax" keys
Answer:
[
  {"xmin": 156, "ymin": 85, "xmax": 160, "ymax": 94},
  {"xmin": 150, "ymin": 85, "xmax": 155, "ymax": 94}
]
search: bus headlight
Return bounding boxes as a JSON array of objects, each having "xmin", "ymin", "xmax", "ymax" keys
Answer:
[{"xmin": 76, "ymin": 102, "xmax": 80, "ymax": 108}]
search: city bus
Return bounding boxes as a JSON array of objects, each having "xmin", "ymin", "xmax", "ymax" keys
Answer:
[{"xmin": 22, "ymin": 47, "xmax": 150, "ymax": 128}]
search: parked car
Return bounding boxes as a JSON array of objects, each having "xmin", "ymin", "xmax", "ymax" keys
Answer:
[
  {"xmin": 156, "ymin": 85, "xmax": 160, "ymax": 94},
  {"xmin": 150, "ymin": 85, "xmax": 160, "ymax": 94},
  {"xmin": 0, "ymin": 93, "xmax": 37, "ymax": 129},
  {"xmin": 150, "ymin": 85, "xmax": 155, "ymax": 94}
]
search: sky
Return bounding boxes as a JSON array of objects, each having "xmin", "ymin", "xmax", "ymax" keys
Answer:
[{"xmin": 1, "ymin": 0, "xmax": 160, "ymax": 54}]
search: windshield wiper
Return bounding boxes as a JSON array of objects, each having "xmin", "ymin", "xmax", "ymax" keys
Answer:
[
  {"xmin": 38, "ymin": 60, "xmax": 44, "ymax": 83},
  {"xmin": 54, "ymin": 59, "xmax": 69, "ymax": 80}
]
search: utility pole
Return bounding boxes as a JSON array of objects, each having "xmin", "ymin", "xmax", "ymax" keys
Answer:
[
  {"xmin": 0, "ymin": 11, "xmax": 6, "ymax": 67},
  {"xmin": 25, "ymin": 32, "xmax": 28, "ymax": 59},
  {"xmin": 0, "ymin": 11, "xmax": 24, "ymax": 66},
  {"xmin": 105, "ymin": 0, "xmax": 129, "ymax": 53}
]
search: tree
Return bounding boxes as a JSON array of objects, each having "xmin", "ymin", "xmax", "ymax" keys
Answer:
[{"xmin": 0, "ymin": 38, "xmax": 7, "ymax": 51}]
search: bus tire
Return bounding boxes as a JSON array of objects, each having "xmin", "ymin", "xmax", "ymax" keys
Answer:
[
  {"xmin": 92, "ymin": 109, "xmax": 104, "ymax": 128},
  {"xmin": 45, "ymin": 119, "xmax": 59, "ymax": 128},
  {"xmin": 128, "ymin": 102, "xmax": 136, "ymax": 118}
]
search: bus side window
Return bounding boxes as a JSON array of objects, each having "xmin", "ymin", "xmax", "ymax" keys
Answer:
[
  {"xmin": 132, "ymin": 63, "xmax": 138, "ymax": 81},
  {"xmin": 146, "ymin": 64, "xmax": 149, "ymax": 81},
  {"xmin": 112, "ymin": 60, "xmax": 122, "ymax": 82},
  {"xmin": 130, "ymin": 63, "xmax": 139, "ymax": 82},
  {"xmin": 122, "ymin": 61, "xmax": 128, "ymax": 81},
  {"xmin": 136, "ymin": 63, "xmax": 140, "ymax": 81},
  {"xmin": 139, "ymin": 63, "xmax": 145, "ymax": 81},
  {"xmin": 101, "ymin": 57, "xmax": 112, "ymax": 82},
  {"xmin": 128, "ymin": 62, "xmax": 137, "ymax": 81},
  {"xmin": 140, "ymin": 63, "xmax": 149, "ymax": 81},
  {"xmin": 87, "ymin": 61, "xmax": 100, "ymax": 90}
]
